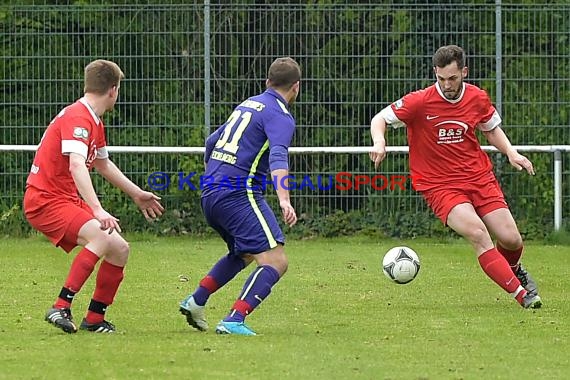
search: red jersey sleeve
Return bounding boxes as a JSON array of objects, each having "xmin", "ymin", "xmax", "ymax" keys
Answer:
[
  {"xmin": 95, "ymin": 124, "xmax": 108, "ymax": 160},
  {"xmin": 379, "ymin": 89, "xmax": 426, "ymax": 129},
  {"xmin": 475, "ymin": 90, "xmax": 501, "ymax": 131},
  {"xmin": 60, "ymin": 115, "xmax": 94, "ymax": 159},
  {"xmin": 390, "ymin": 90, "xmax": 425, "ymax": 127}
]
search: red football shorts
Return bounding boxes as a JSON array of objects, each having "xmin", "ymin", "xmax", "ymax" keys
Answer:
[
  {"xmin": 421, "ymin": 175, "xmax": 508, "ymax": 225},
  {"xmin": 23, "ymin": 187, "xmax": 95, "ymax": 253}
]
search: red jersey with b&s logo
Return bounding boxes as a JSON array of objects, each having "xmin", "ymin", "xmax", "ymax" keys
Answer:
[
  {"xmin": 26, "ymin": 98, "xmax": 108, "ymax": 201},
  {"xmin": 382, "ymin": 82, "xmax": 501, "ymax": 191}
]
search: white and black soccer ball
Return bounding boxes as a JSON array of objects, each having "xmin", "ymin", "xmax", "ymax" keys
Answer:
[{"xmin": 382, "ymin": 246, "xmax": 420, "ymax": 284}]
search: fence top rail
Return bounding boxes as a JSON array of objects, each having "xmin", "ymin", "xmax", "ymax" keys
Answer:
[{"xmin": 2, "ymin": 145, "xmax": 570, "ymax": 154}]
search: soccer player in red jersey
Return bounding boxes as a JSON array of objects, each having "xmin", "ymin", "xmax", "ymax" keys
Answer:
[
  {"xmin": 23, "ymin": 59, "xmax": 164, "ymax": 333},
  {"xmin": 369, "ymin": 45, "xmax": 541, "ymax": 309}
]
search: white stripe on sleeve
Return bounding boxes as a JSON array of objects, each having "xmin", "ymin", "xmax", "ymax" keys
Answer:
[
  {"xmin": 61, "ymin": 139, "xmax": 88, "ymax": 159},
  {"xmin": 477, "ymin": 110, "xmax": 502, "ymax": 131},
  {"xmin": 97, "ymin": 146, "xmax": 109, "ymax": 159},
  {"xmin": 379, "ymin": 105, "xmax": 406, "ymax": 129}
]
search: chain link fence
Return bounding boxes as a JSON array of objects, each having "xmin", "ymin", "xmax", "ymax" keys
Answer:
[{"xmin": 1, "ymin": 2, "xmax": 569, "ymax": 237}]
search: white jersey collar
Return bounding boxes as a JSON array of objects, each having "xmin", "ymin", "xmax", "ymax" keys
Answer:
[
  {"xmin": 435, "ymin": 82, "xmax": 465, "ymax": 104},
  {"xmin": 79, "ymin": 97, "xmax": 101, "ymax": 125}
]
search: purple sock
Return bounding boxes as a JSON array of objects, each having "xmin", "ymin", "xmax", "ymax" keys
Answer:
[
  {"xmin": 192, "ymin": 254, "xmax": 246, "ymax": 306},
  {"xmin": 225, "ymin": 265, "xmax": 280, "ymax": 323}
]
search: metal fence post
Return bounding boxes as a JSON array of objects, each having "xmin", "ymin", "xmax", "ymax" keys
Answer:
[
  {"xmin": 495, "ymin": 0, "xmax": 502, "ymax": 116},
  {"xmin": 554, "ymin": 150, "xmax": 562, "ymax": 230},
  {"xmin": 203, "ymin": 0, "xmax": 211, "ymax": 138}
]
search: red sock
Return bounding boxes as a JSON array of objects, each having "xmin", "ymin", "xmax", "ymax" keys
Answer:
[
  {"xmin": 86, "ymin": 261, "xmax": 124, "ymax": 324},
  {"xmin": 478, "ymin": 248, "xmax": 523, "ymax": 295},
  {"xmin": 496, "ymin": 244, "xmax": 523, "ymax": 270},
  {"xmin": 54, "ymin": 248, "xmax": 99, "ymax": 309},
  {"xmin": 232, "ymin": 299, "xmax": 253, "ymax": 316}
]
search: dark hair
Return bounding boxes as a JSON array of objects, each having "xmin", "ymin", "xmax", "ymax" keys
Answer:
[
  {"xmin": 267, "ymin": 57, "xmax": 301, "ymax": 90},
  {"xmin": 432, "ymin": 45, "xmax": 466, "ymax": 69},
  {"xmin": 84, "ymin": 59, "xmax": 125, "ymax": 95}
]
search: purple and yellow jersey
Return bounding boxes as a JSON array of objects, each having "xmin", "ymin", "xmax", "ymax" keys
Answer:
[{"xmin": 202, "ymin": 88, "xmax": 296, "ymax": 197}]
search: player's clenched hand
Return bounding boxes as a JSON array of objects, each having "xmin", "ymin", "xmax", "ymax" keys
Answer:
[
  {"xmin": 133, "ymin": 191, "xmax": 165, "ymax": 221},
  {"xmin": 508, "ymin": 152, "xmax": 535, "ymax": 175},
  {"xmin": 93, "ymin": 208, "xmax": 122, "ymax": 234},
  {"xmin": 280, "ymin": 200, "xmax": 297, "ymax": 227},
  {"xmin": 369, "ymin": 141, "xmax": 387, "ymax": 169}
]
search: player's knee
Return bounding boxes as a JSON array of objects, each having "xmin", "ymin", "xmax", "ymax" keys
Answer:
[
  {"xmin": 99, "ymin": 236, "xmax": 130, "ymax": 265},
  {"xmin": 256, "ymin": 245, "xmax": 288, "ymax": 275},
  {"xmin": 499, "ymin": 233, "xmax": 523, "ymax": 250},
  {"xmin": 269, "ymin": 260, "xmax": 288, "ymax": 277},
  {"xmin": 271, "ymin": 248, "xmax": 288, "ymax": 276},
  {"xmin": 464, "ymin": 225, "xmax": 489, "ymax": 245},
  {"xmin": 280, "ymin": 259, "xmax": 289, "ymax": 276},
  {"xmin": 115, "ymin": 239, "xmax": 130, "ymax": 257},
  {"xmin": 272, "ymin": 255, "xmax": 288, "ymax": 276},
  {"xmin": 112, "ymin": 239, "xmax": 130, "ymax": 261}
]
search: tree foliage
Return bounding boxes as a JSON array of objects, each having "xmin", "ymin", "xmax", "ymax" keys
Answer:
[{"xmin": 1, "ymin": 3, "xmax": 569, "ymax": 239}]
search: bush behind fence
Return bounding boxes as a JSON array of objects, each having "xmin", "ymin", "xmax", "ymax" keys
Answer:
[{"xmin": 1, "ymin": 2, "xmax": 569, "ymax": 239}]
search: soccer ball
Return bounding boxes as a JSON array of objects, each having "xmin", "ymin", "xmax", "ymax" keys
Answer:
[{"xmin": 382, "ymin": 246, "xmax": 420, "ymax": 284}]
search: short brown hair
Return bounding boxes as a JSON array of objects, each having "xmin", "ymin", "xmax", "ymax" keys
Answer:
[
  {"xmin": 267, "ymin": 57, "xmax": 301, "ymax": 90},
  {"xmin": 84, "ymin": 59, "xmax": 125, "ymax": 95},
  {"xmin": 432, "ymin": 45, "xmax": 466, "ymax": 69}
]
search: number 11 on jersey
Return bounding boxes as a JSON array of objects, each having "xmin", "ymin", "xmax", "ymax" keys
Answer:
[{"xmin": 215, "ymin": 110, "xmax": 253, "ymax": 154}]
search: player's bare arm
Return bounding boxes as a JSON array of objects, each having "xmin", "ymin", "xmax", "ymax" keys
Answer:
[
  {"xmin": 483, "ymin": 127, "xmax": 535, "ymax": 175},
  {"xmin": 369, "ymin": 111, "xmax": 388, "ymax": 169},
  {"xmin": 92, "ymin": 158, "xmax": 164, "ymax": 221},
  {"xmin": 271, "ymin": 168, "xmax": 297, "ymax": 227},
  {"xmin": 69, "ymin": 152, "xmax": 121, "ymax": 233}
]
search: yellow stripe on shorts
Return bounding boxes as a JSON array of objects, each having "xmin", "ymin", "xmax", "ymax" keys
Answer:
[{"xmin": 246, "ymin": 140, "xmax": 277, "ymax": 248}]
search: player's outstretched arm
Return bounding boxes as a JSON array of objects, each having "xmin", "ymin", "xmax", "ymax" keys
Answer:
[
  {"xmin": 93, "ymin": 158, "xmax": 164, "ymax": 221},
  {"xmin": 483, "ymin": 127, "xmax": 535, "ymax": 175},
  {"xmin": 266, "ymin": 119, "xmax": 297, "ymax": 228},
  {"xmin": 69, "ymin": 153, "xmax": 121, "ymax": 233},
  {"xmin": 271, "ymin": 168, "xmax": 297, "ymax": 227},
  {"xmin": 369, "ymin": 112, "xmax": 388, "ymax": 169}
]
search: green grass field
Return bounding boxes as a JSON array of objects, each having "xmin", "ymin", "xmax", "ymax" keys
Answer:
[{"xmin": 1, "ymin": 235, "xmax": 569, "ymax": 380}]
